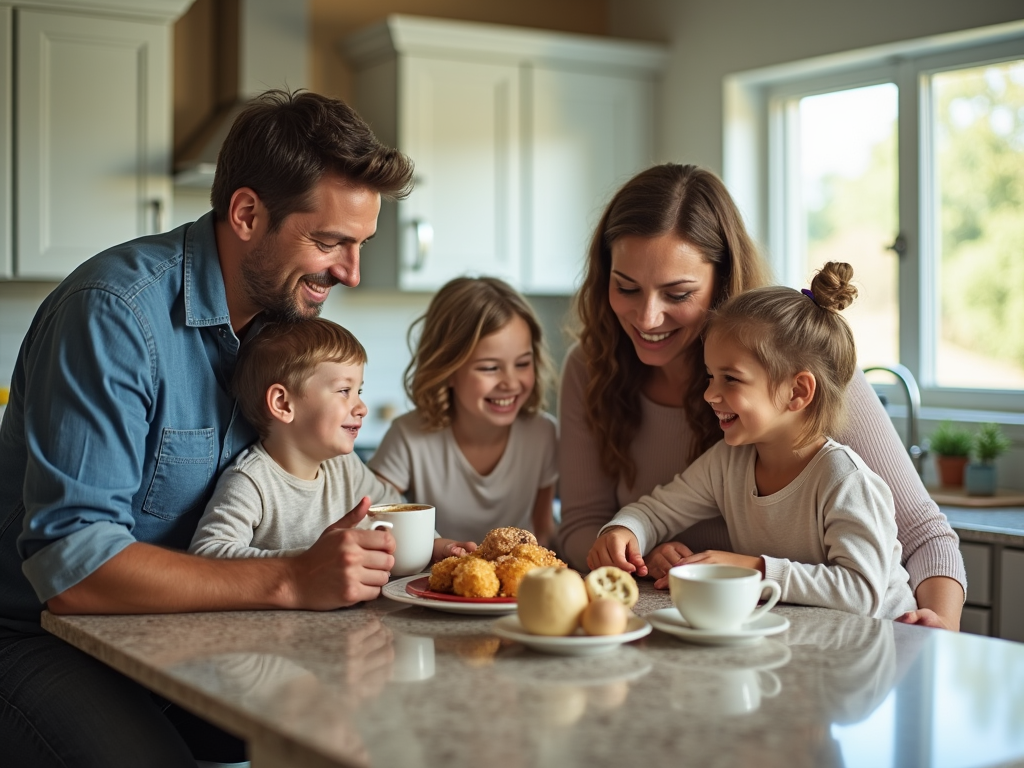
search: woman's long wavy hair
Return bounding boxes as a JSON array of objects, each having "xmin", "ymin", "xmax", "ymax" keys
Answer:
[{"xmin": 572, "ymin": 164, "xmax": 771, "ymax": 487}]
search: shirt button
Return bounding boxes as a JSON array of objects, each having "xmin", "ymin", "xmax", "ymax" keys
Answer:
[{"xmin": 219, "ymin": 329, "xmax": 226, "ymax": 338}]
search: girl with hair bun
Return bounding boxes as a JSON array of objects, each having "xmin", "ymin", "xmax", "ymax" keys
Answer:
[
  {"xmin": 588, "ymin": 263, "xmax": 917, "ymax": 618},
  {"xmin": 559, "ymin": 163, "xmax": 965, "ymax": 629}
]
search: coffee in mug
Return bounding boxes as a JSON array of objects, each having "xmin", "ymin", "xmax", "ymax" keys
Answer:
[
  {"xmin": 367, "ymin": 503, "xmax": 435, "ymax": 577},
  {"xmin": 669, "ymin": 564, "xmax": 781, "ymax": 631}
]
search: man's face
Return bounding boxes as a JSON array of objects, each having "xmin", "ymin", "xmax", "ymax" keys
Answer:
[{"xmin": 240, "ymin": 176, "xmax": 380, "ymax": 322}]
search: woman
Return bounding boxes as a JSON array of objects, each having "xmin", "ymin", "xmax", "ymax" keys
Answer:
[{"xmin": 556, "ymin": 163, "xmax": 966, "ymax": 630}]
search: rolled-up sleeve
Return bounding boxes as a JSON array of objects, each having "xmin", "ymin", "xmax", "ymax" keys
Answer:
[{"xmin": 18, "ymin": 287, "xmax": 152, "ymax": 600}]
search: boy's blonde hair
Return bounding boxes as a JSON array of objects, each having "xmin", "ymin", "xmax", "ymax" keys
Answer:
[
  {"xmin": 706, "ymin": 261, "xmax": 859, "ymax": 447},
  {"xmin": 405, "ymin": 277, "xmax": 552, "ymax": 431},
  {"xmin": 233, "ymin": 319, "xmax": 367, "ymax": 438}
]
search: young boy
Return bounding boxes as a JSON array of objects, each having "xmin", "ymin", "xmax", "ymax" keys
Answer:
[{"xmin": 190, "ymin": 319, "xmax": 474, "ymax": 561}]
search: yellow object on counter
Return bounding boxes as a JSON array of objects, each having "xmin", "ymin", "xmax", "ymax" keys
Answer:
[{"xmin": 0, "ymin": 387, "xmax": 8, "ymax": 406}]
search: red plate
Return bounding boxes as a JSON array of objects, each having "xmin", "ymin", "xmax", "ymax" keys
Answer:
[{"xmin": 405, "ymin": 576, "xmax": 516, "ymax": 604}]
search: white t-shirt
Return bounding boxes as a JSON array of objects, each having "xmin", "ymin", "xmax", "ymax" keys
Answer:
[
  {"xmin": 189, "ymin": 442, "xmax": 402, "ymax": 558},
  {"xmin": 604, "ymin": 439, "xmax": 917, "ymax": 619},
  {"xmin": 368, "ymin": 410, "xmax": 558, "ymax": 543}
]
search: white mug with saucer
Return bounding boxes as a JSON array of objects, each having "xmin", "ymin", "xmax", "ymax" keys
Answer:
[{"xmin": 669, "ymin": 563, "xmax": 781, "ymax": 631}]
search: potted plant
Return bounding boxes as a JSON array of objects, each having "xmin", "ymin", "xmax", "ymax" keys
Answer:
[
  {"xmin": 928, "ymin": 421, "xmax": 973, "ymax": 487},
  {"xmin": 965, "ymin": 422, "xmax": 1011, "ymax": 496}
]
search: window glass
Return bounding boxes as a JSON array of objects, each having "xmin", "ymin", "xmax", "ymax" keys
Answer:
[
  {"xmin": 933, "ymin": 60, "xmax": 1024, "ymax": 389},
  {"xmin": 797, "ymin": 84, "xmax": 899, "ymax": 366}
]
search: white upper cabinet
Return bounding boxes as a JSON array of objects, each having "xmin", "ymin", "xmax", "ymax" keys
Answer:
[
  {"xmin": 0, "ymin": 1, "xmax": 188, "ymax": 280},
  {"xmin": 342, "ymin": 16, "xmax": 666, "ymax": 295},
  {"xmin": 398, "ymin": 56, "xmax": 521, "ymax": 291}
]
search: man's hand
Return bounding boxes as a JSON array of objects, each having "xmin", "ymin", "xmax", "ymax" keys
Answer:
[
  {"xmin": 652, "ymin": 550, "xmax": 763, "ymax": 589},
  {"xmin": 587, "ymin": 526, "xmax": 646, "ymax": 576},
  {"xmin": 288, "ymin": 497, "xmax": 396, "ymax": 610},
  {"xmin": 433, "ymin": 538, "xmax": 477, "ymax": 562},
  {"xmin": 644, "ymin": 541, "xmax": 695, "ymax": 580}
]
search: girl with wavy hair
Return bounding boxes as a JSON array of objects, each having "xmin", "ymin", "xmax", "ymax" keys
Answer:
[{"xmin": 370, "ymin": 276, "xmax": 558, "ymax": 545}]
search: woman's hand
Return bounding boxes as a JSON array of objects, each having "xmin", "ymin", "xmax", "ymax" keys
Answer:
[
  {"xmin": 895, "ymin": 608, "xmax": 955, "ymax": 631},
  {"xmin": 652, "ymin": 550, "xmax": 763, "ymax": 589},
  {"xmin": 644, "ymin": 542, "xmax": 695, "ymax": 581}
]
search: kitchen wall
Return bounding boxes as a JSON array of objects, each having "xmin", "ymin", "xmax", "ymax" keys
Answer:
[{"xmin": 4, "ymin": 0, "xmax": 1023, "ymax": 461}]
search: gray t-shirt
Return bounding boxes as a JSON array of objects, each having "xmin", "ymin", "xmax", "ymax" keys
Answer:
[
  {"xmin": 368, "ymin": 410, "xmax": 558, "ymax": 543},
  {"xmin": 189, "ymin": 442, "xmax": 402, "ymax": 558},
  {"xmin": 605, "ymin": 439, "xmax": 917, "ymax": 619}
]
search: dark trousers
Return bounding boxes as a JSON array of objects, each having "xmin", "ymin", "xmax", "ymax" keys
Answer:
[{"xmin": 0, "ymin": 627, "xmax": 246, "ymax": 768}]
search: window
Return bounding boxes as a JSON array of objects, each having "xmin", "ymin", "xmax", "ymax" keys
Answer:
[{"xmin": 726, "ymin": 26, "xmax": 1024, "ymax": 413}]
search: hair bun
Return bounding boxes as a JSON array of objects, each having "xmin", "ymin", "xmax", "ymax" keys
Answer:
[{"xmin": 809, "ymin": 261, "xmax": 858, "ymax": 312}]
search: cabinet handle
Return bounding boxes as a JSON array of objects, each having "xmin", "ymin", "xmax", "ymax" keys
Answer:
[
  {"xmin": 411, "ymin": 219, "xmax": 433, "ymax": 271},
  {"xmin": 149, "ymin": 199, "xmax": 164, "ymax": 234}
]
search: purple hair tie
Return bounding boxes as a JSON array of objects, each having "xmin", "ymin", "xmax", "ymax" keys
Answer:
[{"xmin": 801, "ymin": 288, "xmax": 816, "ymax": 303}]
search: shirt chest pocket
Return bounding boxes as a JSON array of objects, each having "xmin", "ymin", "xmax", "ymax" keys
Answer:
[{"xmin": 142, "ymin": 428, "xmax": 216, "ymax": 520}]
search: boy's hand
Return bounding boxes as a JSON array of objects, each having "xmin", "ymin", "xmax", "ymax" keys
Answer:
[
  {"xmin": 433, "ymin": 538, "xmax": 477, "ymax": 562},
  {"xmin": 587, "ymin": 526, "xmax": 647, "ymax": 576}
]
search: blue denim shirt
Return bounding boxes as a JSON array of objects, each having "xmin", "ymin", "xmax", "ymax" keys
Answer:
[{"xmin": 0, "ymin": 212, "xmax": 257, "ymax": 631}]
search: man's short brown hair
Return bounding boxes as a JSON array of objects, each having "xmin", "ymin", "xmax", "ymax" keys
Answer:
[{"xmin": 211, "ymin": 89, "xmax": 414, "ymax": 230}]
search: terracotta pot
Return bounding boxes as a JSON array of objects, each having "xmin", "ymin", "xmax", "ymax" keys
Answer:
[{"xmin": 935, "ymin": 455, "xmax": 969, "ymax": 487}]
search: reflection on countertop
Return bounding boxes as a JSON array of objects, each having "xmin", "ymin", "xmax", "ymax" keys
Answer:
[{"xmin": 42, "ymin": 583, "xmax": 1024, "ymax": 768}]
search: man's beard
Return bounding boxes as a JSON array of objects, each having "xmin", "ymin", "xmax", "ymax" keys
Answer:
[{"xmin": 240, "ymin": 236, "xmax": 336, "ymax": 323}]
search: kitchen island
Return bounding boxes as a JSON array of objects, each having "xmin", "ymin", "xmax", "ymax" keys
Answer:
[{"xmin": 42, "ymin": 583, "xmax": 1024, "ymax": 768}]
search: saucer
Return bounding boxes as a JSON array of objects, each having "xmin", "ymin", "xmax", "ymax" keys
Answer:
[
  {"xmin": 491, "ymin": 615, "xmax": 652, "ymax": 656},
  {"xmin": 646, "ymin": 608, "xmax": 790, "ymax": 646}
]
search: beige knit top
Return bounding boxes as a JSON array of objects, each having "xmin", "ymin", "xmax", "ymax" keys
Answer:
[{"xmin": 555, "ymin": 345, "xmax": 967, "ymax": 596}]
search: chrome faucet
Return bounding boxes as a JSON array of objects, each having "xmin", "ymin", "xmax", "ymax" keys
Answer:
[{"xmin": 863, "ymin": 364, "xmax": 927, "ymax": 477}]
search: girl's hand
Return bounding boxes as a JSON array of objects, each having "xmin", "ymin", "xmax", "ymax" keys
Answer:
[
  {"xmin": 587, "ymin": 527, "xmax": 647, "ymax": 576},
  {"xmin": 652, "ymin": 551, "xmax": 764, "ymax": 589},
  {"xmin": 645, "ymin": 542, "xmax": 695, "ymax": 580},
  {"xmin": 433, "ymin": 538, "xmax": 477, "ymax": 562}
]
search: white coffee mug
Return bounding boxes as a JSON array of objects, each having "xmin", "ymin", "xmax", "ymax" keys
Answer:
[
  {"xmin": 390, "ymin": 631, "xmax": 436, "ymax": 682},
  {"xmin": 367, "ymin": 503, "xmax": 435, "ymax": 577},
  {"xmin": 669, "ymin": 563, "xmax": 781, "ymax": 631}
]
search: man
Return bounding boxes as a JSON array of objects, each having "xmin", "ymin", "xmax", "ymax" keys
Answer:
[{"xmin": 0, "ymin": 90, "xmax": 414, "ymax": 766}]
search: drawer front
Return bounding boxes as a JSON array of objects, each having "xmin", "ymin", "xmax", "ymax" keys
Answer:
[
  {"xmin": 999, "ymin": 548, "xmax": 1024, "ymax": 643},
  {"xmin": 961, "ymin": 606, "xmax": 991, "ymax": 636},
  {"xmin": 961, "ymin": 542, "xmax": 992, "ymax": 606}
]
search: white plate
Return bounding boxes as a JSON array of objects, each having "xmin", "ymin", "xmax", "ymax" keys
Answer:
[
  {"xmin": 491, "ymin": 615, "xmax": 652, "ymax": 656},
  {"xmin": 382, "ymin": 574, "xmax": 518, "ymax": 615},
  {"xmin": 646, "ymin": 608, "xmax": 790, "ymax": 647}
]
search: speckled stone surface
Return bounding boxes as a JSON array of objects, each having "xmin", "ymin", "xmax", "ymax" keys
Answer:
[
  {"xmin": 42, "ymin": 583, "xmax": 1024, "ymax": 768},
  {"xmin": 943, "ymin": 505, "xmax": 1024, "ymax": 545}
]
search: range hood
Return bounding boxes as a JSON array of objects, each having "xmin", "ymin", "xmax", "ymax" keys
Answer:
[{"xmin": 174, "ymin": 0, "xmax": 309, "ymax": 187}]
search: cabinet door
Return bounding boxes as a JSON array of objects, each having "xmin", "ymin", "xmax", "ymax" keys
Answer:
[
  {"xmin": 524, "ymin": 66, "xmax": 655, "ymax": 294},
  {"xmin": 999, "ymin": 548, "xmax": 1024, "ymax": 642},
  {"xmin": 17, "ymin": 10, "xmax": 170, "ymax": 280},
  {"xmin": 398, "ymin": 56, "xmax": 520, "ymax": 291},
  {"xmin": 0, "ymin": 7, "xmax": 11, "ymax": 277}
]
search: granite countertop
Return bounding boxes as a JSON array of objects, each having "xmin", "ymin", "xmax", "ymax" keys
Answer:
[
  {"xmin": 42, "ymin": 583, "xmax": 1024, "ymax": 768},
  {"xmin": 941, "ymin": 505, "xmax": 1024, "ymax": 544}
]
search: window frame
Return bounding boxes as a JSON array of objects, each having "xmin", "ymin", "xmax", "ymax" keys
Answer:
[{"xmin": 725, "ymin": 23, "xmax": 1024, "ymax": 416}]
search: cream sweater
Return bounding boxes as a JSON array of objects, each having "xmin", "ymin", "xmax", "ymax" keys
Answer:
[
  {"xmin": 556, "ymin": 345, "xmax": 966, "ymax": 596},
  {"xmin": 604, "ymin": 439, "xmax": 918, "ymax": 618}
]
